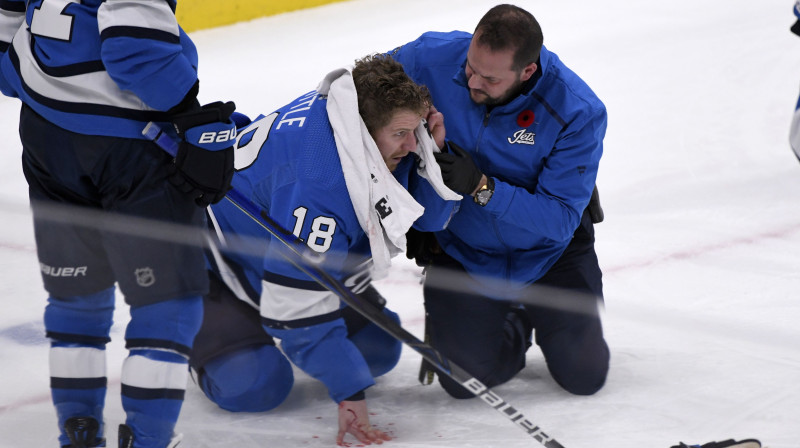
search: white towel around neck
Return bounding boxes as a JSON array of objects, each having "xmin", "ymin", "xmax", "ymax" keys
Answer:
[{"xmin": 318, "ymin": 66, "xmax": 460, "ymax": 280}]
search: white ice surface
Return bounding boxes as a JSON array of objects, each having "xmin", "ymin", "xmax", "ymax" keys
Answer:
[{"xmin": 1, "ymin": 1, "xmax": 799, "ymax": 447}]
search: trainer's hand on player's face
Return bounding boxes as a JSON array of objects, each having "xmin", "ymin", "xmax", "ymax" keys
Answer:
[
  {"xmin": 336, "ymin": 399, "xmax": 392, "ymax": 445},
  {"xmin": 425, "ymin": 105, "xmax": 446, "ymax": 150}
]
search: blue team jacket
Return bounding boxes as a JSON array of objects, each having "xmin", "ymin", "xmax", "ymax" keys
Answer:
[
  {"xmin": 0, "ymin": 0, "xmax": 198, "ymax": 139},
  {"xmin": 391, "ymin": 31, "xmax": 607, "ymax": 293},
  {"xmin": 207, "ymin": 90, "xmax": 457, "ymax": 403}
]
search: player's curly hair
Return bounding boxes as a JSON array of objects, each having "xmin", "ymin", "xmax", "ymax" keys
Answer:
[{"xmin": 352, "ymin": 54, "xmax": 431, "ymax": 135}]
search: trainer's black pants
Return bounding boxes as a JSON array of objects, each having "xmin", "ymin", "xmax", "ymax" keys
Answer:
[{"xmin": 424, "ymin": 210, "xmax": 609, "ymax": 398}]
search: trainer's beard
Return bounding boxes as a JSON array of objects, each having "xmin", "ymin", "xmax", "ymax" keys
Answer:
[{"xmin": 469, "ymin": 79, "xmax": 524, "ymax": 107}]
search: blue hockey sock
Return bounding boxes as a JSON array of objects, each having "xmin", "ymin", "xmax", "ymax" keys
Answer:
[
  {"xmin": 44, "ymin": 287, "xmax": 115, "ymax": 447},
  {"xmin": 121, "ymin": 296, "xmax": 202, "ymax": 448}
]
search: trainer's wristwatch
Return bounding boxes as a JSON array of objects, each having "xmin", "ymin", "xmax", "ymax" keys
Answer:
[{"xmin": 474, "ymin": 177, "xmax": 495, "ymax": 207}]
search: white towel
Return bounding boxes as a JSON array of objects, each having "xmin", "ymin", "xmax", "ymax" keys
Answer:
[
  {"xmin": 413, "ymin": 119, "xmax": 462, "ymax": 202},
  {"xmin": 318, "ymin": 66, "xmax": 461, "ymax": 280}
]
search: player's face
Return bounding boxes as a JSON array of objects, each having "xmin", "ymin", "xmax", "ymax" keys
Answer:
[
  {"xmin": 372, "ymin": 109, "xmax": 421, "ymax": 172},
  {"xmin": 465, "ymin": 37, "xmax": 536, "ymax": 106}
]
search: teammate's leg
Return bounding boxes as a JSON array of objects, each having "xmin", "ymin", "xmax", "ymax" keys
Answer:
[
  {"xmin": 119, "ymin": 297, "xmax": 202, "ymax": 447},
  {"xmin": 102, "ymin": 136, "xmax": 209, "ymax": 447},
  {"xmin": 21, "ymin": 104, "xmax": 119, "ymax": 446},
  {"xmin": 45, "ymin": 288, "xmax": 115, "ymax": 447}
]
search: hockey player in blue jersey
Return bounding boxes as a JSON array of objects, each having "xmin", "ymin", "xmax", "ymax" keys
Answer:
[
  {"xmin": 0, "ymin": 1, "xmax": 236, "ymax": 447},
  {"xmin": 391, "ymin": 4, "xmax": 610, "ymax": 399},
  {"xmin": 189, "ymin": 53, "xmax": 460, "ymax": 445}
]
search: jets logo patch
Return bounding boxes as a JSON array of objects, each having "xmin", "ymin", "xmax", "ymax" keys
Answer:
[{"xmin": 507, "ymin": 129, "xmax": 536, "ymax": 145}]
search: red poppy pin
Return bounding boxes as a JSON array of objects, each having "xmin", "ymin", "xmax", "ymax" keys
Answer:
[{"xmin": 516, "ymin": 110, "xmax": 535, "ymax": 127}]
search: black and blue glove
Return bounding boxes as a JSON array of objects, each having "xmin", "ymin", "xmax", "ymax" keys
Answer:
[
  {"xmin": 170, "ymin": 101, "xmax": 237, "ymax": 207},
  {"xmin": 434, "ymin": 141, "xmax": 483, "ymax": 195}
]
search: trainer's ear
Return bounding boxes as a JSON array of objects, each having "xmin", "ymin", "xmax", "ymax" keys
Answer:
[{"xmin": 520, "ymin": 62, "xmax": 537, "ymax": 82}]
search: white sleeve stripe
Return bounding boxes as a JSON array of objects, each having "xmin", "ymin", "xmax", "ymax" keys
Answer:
[
  {"xmin": 121, "ymin": 354, "xmax": 188, "ymax": 390},
  {"xmin": 0, "ymin": 10, "xmax": 24, "ymax": 42},
  {"xmin": 49, "ymin": 346, "xmax": 106, "ymax": 378},
  {"xmin": 260, "ymin": 280, "xmax": 340, "ymax": 322},
  {"xmin": 97, "ymin": 0, "xmax": 179, "ymax": 36},
  {"xmin": 11, "ymin": 30, "xmax": 152, "ymax": 108}
]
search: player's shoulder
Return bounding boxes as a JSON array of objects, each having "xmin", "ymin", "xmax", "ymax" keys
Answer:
[{"xmin": 285, "ymin": 96, "xmax": 346, "ymax": 188}]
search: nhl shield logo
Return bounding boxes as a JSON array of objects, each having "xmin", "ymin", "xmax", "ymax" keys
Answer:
[{"xmin": 134, "ymin": 267, "xmax": 156, "ymax": 287}]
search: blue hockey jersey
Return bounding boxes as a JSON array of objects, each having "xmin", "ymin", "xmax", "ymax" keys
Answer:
[
  {"xmin": 206, "ymin": 90, "xmax": 457, "ymax": 402},
  {"xmin": 0, "ymin": 0, "xmax": 198, "ymax": 139},
  {"xmin": 391, "ymin": 31, "xmax": 606, "ymax": 294}
]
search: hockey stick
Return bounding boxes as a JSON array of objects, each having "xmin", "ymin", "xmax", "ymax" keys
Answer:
[{"xmin": 143, "ymin": 122, "xmax": 566, "ymax": 448}]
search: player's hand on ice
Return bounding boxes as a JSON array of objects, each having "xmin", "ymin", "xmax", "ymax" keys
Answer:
[
  {"xmin": 424, "ymin": 105, "xmax": 446, "ymax": 150},
  {"xmin": 336, "ymin": 399, "xmax": 392, "ymax": 446}
]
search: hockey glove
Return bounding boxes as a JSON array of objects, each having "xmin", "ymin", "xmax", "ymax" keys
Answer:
[
  {"xmin": 406, "ymin": 227, "xmax": 441, "ymax": 267},
  {"xmin": 434, "ymin": 141, "xmax": 483, "ymax": 195},
  {"xmin": 670, "ymin": 439, "xmax": 761, "ymax": 448},
  {"xmin": 170, "ymin": 101, "xmax": 237, "ymax": 207}
]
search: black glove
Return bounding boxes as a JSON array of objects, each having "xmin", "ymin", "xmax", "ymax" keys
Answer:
[
  {"xmin": 170, "ymin": 101, "xmax": 237, "ymax": 207},
  {"xmin": 434, "ymin": 141, "xmax": 483, "ymax": 195},
  {"xmin": 405, "ymin": 227, "xmax": 440, "ymax": 267}
]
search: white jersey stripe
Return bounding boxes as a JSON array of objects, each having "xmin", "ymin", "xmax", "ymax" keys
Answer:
[
  {"xmin": 260, "ymin": 280, "xmax": 339, "ymax": 322},
  {"xmin": 98, "ymin": 0, "xmax": 179, "ymax": 36},
  {"xmin": 11, "ymin": 27, "xmax": 151, "ymax": 109},
  {"xmin": 0, "ymin": 8, "xmax": 24, "ymax": 43}
]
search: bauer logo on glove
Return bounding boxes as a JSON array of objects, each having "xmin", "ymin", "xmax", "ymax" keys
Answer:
[
  {"xmin": 168, "ymin": 101, "xmax": 238, "ymax": 207},
  {"xmin": 189, "ymin": 124, "xmax": 237, "ymax": 149}
]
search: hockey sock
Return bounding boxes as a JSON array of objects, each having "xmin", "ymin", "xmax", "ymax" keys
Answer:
[
  {"xmin": 121, "ymin": 296, "xmax": 202, "ymax": 448},
  {"xmin": 44, "ymin": 287, "xmax": 115, "ymax": 447}
]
